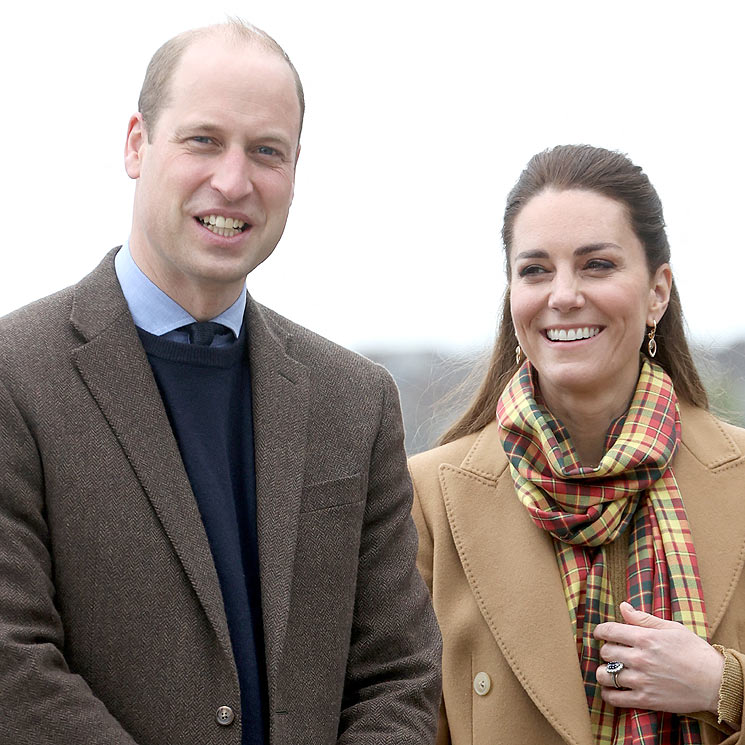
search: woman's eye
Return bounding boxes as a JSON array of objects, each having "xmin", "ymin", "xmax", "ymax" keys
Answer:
[
  {"xmin": 585, "ymin": 259, "xmax": 615, "ymax": 271},
  {"xmin": 518, "ymin": 264, "xmax": 548, "ymax": 277}
]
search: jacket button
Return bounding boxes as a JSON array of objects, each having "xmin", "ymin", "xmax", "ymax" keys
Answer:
[
  {"xmin": 473, "ymin": 672, "xmax": 492, "ymax": 696},
  {"xmin": 216, "ymin": 706, "xmax": 235, "ymax": 726}
]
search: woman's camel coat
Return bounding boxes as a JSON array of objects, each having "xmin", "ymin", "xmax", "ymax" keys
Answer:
[{"xmin": 410, "ymin": 402, "xmax": 745, "ymax": 745}]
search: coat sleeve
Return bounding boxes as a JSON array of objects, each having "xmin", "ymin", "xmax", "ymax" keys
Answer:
[
  {"xmin": 697, "ymin": 648, "xmax": 745, "ymax": 745},
  {"xmin": 0, "ymin": 379, "xmax": 140, "ymax": 745},
  {"xmin": 719, "ymin": 648, "xmax": 745, "ymax": 744},
  {"xmin": 336, "ymin": 371, "xmax": 442, "ymax": 744},
  {"xmin": 410, "ymin": 463, "xmax": 452, "ymax": 745}
]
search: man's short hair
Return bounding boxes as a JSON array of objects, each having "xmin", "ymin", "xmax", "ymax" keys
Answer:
[{"xmin": 137, "ymin": 19, "xmax": 305, "ymax": 141}]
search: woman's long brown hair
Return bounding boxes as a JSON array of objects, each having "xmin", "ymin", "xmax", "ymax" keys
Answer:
[{"xmin": 440, "ymin": 145, "xmax": 707, "ymax": 446}]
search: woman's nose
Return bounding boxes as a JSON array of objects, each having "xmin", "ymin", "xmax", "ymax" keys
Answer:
[{"xmin": 548, "ymin": 271, "xmax": 584, "ymax": 312}]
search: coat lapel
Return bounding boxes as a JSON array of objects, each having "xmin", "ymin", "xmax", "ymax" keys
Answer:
[
  {"xmin": 246, "ymin": 298, "xmax": 310, "ymax": 706},
  {"xmin": 677, "ymin": 404, "xmax": 745, "ymax": 636},
  {"xmin": 441, "ymin": 423, "xmax": 594, "ymax": 745},
  {"xmin": 69, "ymin": 251, "xmax": 234, "ymax": 663},
  {"xmin": 442, "ymin": 409, "xmax": 745, "ymax": 743}
]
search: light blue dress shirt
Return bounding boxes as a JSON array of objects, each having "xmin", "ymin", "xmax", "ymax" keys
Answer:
[{"xmin": 114, "ymin": 241, "xmax": 246, "ymax": 345}]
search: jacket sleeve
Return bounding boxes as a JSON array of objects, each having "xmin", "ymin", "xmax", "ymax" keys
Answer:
[
  {"xmin": 720, "ymin": 648, "xmax": 745, "ymax": 744},
  {"xmin": 336, "ymin": 371, "xmax": 442, "ymax": 744},
  {"xmin": 411, "ymin": 464, "xmax": 451, "ymax": 745},
  {"xmin": 697, "ymin": 648, "xmax": 745, "ymax": 745},
  {"xmin": 0, "ymin": 379, "xmax": 140, "ymax": 745}
]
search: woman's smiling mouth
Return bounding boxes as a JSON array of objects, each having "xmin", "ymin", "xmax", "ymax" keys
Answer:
[{"xmin": 545, "ymin": 326, "xmax": 601, "ymax": 342}]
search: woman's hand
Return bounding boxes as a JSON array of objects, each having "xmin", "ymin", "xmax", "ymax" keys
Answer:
[{"xmin": 593, "ymin": 601, "xmax": 724, "ymax": 714}]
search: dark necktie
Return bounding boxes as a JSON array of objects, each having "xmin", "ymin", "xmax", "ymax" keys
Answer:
[{"xmin": 186, "ymin": 321, "xmax": 230, "ymax": 346}]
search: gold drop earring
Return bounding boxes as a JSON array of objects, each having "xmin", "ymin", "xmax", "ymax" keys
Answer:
[
  {"xmin": 515, "ymin": 342, "xmax": 523, "ymax": 366},
  {"xmin": 647, "ymin": 320, "xmax": 657, "ymax": 358}
]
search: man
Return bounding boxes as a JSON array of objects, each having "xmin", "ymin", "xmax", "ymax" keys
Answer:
[{"xmin": 0, "ymin": 21, "xmax": 441, "ymax": 745}]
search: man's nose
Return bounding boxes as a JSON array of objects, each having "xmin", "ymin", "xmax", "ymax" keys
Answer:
[
  {"xmin": 210, "ymin": 148, "xmax": 254, "ymax": 202},
  {"xmin": 548, "ymin": 270, "xmax": 584, "ymax": 312}
]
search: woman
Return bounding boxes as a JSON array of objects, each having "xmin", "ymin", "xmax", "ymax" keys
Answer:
[{"xmin": 410, "ymin": 145, "xmax": 745, "ymax": 745}]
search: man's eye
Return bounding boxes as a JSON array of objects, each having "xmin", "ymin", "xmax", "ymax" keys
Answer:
[
  {"xmin": 191, "ymin": 136, "xmax": 213, "ymax": 145},
  {"xmin": 256, "ymin": 145, "xmax": 278, "ymax": 156}
]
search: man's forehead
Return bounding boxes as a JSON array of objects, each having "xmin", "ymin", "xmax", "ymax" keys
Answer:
[
  {"xmin": 174, "ymin": 35, "xmax": 290, "ymax": 83},
  {"xmin": 167, "ymin": 38, "xmax": 297, "ymax": 110},
  {"xmin": 140, "ymin": 28, "xmax": 303, "ymax": 144},
  {"xmin": 153, "ymin": 40, "xmax": 300, "ymax": 143}
]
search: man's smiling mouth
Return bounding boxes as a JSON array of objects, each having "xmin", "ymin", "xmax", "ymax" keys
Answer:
[
  {"xmin": 545, "ymin": 326, "xmax": 601, "ymax": 342},
  {"xmin": 196, "ymin": 214, "xmax": 249, "ymax": 237}
]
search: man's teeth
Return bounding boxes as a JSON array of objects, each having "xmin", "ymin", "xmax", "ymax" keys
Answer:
[
  {"xmin": 546, "ymin": 327, "xmax": 600, "ymax": 342},
  {"xmin": 197, "ymin": 215, "xmax": 247, "ymax": 237}
]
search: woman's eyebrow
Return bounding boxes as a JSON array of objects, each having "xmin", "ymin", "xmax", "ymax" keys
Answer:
[
  {"xmin": 514, "ymin": 243, "xmax": 622, "ymax": 262},
  {"xmin": 575, "ymin": 243, "xmax": 622, "ymax": 255},
  {"xmin": 513, "ymin": 249, "xmax": 549, "ymax": 261}
]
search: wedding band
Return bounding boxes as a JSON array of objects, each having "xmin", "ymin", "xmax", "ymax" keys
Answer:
[{"xmin": 606, "ymin": 660, "xmax": 624, "ymax": 689}]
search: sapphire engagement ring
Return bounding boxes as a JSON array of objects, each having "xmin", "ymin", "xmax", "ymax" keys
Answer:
[{"xmin": 606, "ymin": 660, "xmax": 625, "ymax": 690}]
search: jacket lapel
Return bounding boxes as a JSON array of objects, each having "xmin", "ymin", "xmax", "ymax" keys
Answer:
[
  {"xmin": 69, "ymin": 251, "xmax": 234, "ymax": 663},
  {"xmin": 442, "ymin": 408, "xmax": 745, "ymax": 743},
  {"xmin": 246, "ymin": 299, "xmax": 309, "ymax": 706},
  {"xmin": 677, "ymin": 404, "xmax": 745, "ymax": 636},
  {"xmin": 441, "ymin": 423, "xmax": 594, "ymax": 745}
]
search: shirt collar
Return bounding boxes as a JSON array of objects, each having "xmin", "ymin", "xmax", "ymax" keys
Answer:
[{"xmin": 114, "ymin": 241, "xmax": 246, "ymax": 338}]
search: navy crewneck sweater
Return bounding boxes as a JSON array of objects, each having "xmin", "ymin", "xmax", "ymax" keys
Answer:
[{"xmin": 138, "ymin": 327, "xmax": 267, "ymax": 745}]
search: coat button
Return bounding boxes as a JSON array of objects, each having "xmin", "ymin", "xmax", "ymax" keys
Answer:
[
  {"xmin": 473, "ymin": 672, "xmax": 492, "ymax": 696},
  {"xmin": 216, "ymin": 706, "xmax": 235, "ymax": 726}
]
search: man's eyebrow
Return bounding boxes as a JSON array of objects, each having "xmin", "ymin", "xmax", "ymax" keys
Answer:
[
  {"xmin": 513, "ymin": 243, "xmax": 622, "ymax": 261},
  {"xmin": 173, "ymin": 123, "xmax": 224, "ymax": 138},
  {"xmin": 173, "ymin": 123, "xmax": 293, "ymax": 148}
]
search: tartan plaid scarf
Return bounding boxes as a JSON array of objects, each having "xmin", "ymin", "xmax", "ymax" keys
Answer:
[{"xmin": 496, "ymin": 358, "xmax": 708, "ymax": 745}]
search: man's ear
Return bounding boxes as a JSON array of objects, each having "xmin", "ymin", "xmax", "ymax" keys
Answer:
[
  {"xmin": 124, "ymin": 113, "xmax": 147, "ymax": 179},
  {"xmin": 289, "ymin": 143, "xmax": 301, "ymax": 203}
]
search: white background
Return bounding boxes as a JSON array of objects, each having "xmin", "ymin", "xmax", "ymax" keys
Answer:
[{"xmin": 3, "ymin": 0, "xmax": 743, "ymax": 353}]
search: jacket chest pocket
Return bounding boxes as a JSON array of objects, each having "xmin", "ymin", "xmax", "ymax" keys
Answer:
[{"xmin": 299, "ymin": 473, "xmax": 364, "ymax": 513}]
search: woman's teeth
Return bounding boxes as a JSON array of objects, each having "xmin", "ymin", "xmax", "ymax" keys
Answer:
[{"xmin": 546, "ymin": 327, "xmax": 600, "ymax": 342}]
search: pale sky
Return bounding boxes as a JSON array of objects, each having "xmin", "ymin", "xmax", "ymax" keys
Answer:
[{"xmin": 3, "ymin": 0, "xmax": 743, "ymax": 353}]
